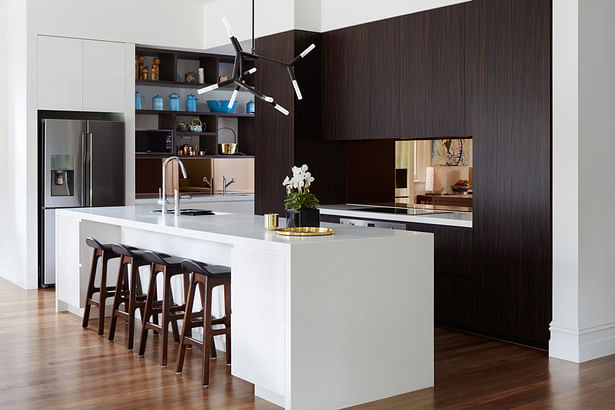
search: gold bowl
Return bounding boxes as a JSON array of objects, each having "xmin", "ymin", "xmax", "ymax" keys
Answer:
[
  {"xmin": 219, "ymin": 143, "xmax": 237, "ymax": 155},
  {"xmin": 276, "ymin": 227, "xmax": 335, "ymax": 236}
]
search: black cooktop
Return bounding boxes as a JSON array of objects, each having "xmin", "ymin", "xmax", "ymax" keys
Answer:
[{"xmin": 348, "ymin": 207, "xmax": 449, "ymax": 216}]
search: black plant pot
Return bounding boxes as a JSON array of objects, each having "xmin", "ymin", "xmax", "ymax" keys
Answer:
[{"xmin": 286, "ymin": 208, "xmax": 320, "ymax": 228}]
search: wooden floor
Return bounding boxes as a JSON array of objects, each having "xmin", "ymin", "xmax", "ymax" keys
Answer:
[{"xmin": 1, "ymin": 278, "xmax": 615, "ymax": 409}]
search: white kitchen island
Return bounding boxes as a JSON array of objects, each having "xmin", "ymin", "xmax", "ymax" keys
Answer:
[{"xmin": 55, "ymin": 206, "xmax": 434, "ymax": 410}]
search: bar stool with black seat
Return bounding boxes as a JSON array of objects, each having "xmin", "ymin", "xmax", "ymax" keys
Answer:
[
  {"xmin": 138, "ymin": 250, "xmax": 190, "ymax": 367},
  {"xmin": 82, "ymin": 237, "xmax": 121, "ymax": 335},
  {"xmin": 107, "ymin": 243, "xmax": 149, "ymax": 350},
  {"xmin": 176, "ymin": 259, "xmax": 231, "ymax": 387}
]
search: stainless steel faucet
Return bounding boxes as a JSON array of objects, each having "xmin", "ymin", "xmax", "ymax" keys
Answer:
[
  {"xmin": 202, "ymin": 176, "xmax": 214, "ymax": 196},
  {"xmin": 223, "ymin": 176, "xmax": 236, "ymax": 195},
  {"xmin": 159, "ymin": 156, "xmax": 188, "ymax": 215}
]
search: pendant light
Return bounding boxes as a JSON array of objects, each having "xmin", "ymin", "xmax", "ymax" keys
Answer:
[{"xmin": 198, "ymin": 0, "xmax": 315, "ymax": 116}]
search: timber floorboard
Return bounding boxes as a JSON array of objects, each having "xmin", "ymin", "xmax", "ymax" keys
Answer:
[{"xmin": 1, "ymin": 278, "xmax": 615, "ymax": 409}]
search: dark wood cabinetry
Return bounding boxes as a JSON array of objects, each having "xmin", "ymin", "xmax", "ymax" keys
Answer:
[
  {"xmin": 400, "ymin": 4, "xmax": 467, "ymax": 138},
  {"xmin": 322, "ymin": 4, "xmax": 467, "ymax": 140},
  {"xmin": 322, "ymin": 20, "xmax": 400, "ymax": 141},
  {"xmin": 466, "ymin": 0, "xmax": 552, "ymax": 348}
]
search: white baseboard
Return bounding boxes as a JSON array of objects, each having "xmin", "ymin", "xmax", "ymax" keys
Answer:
[{"xmin": 550, "ymin": 322, "xmax": 615, "ymax": 362}]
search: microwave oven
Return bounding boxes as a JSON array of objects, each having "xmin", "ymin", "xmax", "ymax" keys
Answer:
[{"xmin": 136, "ymin": 129, "xmax": 173, "ymax": 154}]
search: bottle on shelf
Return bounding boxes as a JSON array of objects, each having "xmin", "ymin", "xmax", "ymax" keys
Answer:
[
  {"xmin": 152, "ymin": 57, "xmax": 160, "ymax": 81},
  {"xmin": 137, "ymin": 55, "xmax": 144, "ymax": 79}
]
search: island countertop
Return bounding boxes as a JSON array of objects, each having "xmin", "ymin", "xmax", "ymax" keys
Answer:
[
  {"xmin": 57, "ymin": 205, "xmax": 430, "ymax": 250},
  {"xmin": 55, "ymin": 205, "xmax": 434, "ymax": 410}
]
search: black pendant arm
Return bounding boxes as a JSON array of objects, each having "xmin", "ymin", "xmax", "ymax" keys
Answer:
[
  {"xmin": 197, "ymin": 78, "xmax": 235, "ymax": 95},
  {"xmin": 245, "ymin": 52, "xmax": 290, "ymax": 68},
  {"xmin": 286, "ymin": 67, "xmax": 302, "ymax": 100}
]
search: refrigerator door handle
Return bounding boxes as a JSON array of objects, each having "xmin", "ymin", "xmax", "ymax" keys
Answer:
[
  {"xmin": 81, "ymin": 132, "xmax": 87, "ymax": 206},
  {"xmin": 86, "ymin": 132, "xmax": 93, "ymax": 206}
]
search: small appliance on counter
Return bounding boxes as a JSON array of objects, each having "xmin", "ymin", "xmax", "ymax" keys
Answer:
[
  {"xmin": 39, "ymin": 117, "xmax": 125, "ymax": 287},
  {"xmin": 136, "ymin": 129, "xmax": 173, "ymax": 154}
]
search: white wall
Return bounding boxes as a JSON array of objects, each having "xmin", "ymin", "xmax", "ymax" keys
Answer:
[
  {"xmin": 551, "ymin": 0, "xmax": 615, "ymax": 363},
  {"xmin": 320, "ymin": 0, "xmax": 470, "ymax": 32},
  {"xmin": 27, "ymin": 0, "xmax": 205, "ymax": 48},
  {"xmin": 578, "ymin": 0, "xmax": 615, "ymax": 349},
  {"xmin": 0, "ymin": 1, "xmax": 31, "ymax": 289},
  {"xmin": 202, "ymin": 0, "xmax": 295, "ymax": 50},
  {"xmin": 0, "ymin": 0, "xmax": 7, "ymax": 280},
  {"xmin": 202, "ymin": 0, "xmax": 470, "ymax": 50}
]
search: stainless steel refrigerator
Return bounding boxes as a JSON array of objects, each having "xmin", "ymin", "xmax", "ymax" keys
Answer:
[{"xmin": 40, "ymin": 118, "xmax": 125, "ymax": 287}]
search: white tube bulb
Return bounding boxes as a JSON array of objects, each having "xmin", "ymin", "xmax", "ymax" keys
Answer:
[
  {"xmin": 292, "ymin": 80, "xmax": 303, "ymax": 100},
  {"xmin": 264, "ymin": 96, "xmax": 274, "ymax": 103},
  {"xmin": 228, "ymin": 89, "xmax": 239, "ymax": 108},
  {"xmin": 198, "ymin": 83, "xmax": 219, "ymax": 94},
  {"xmin": 300, "ymin": 43, "xmax": 316, "ymax": 58},
  {"xmin": 274, "ymin": 104, "xmax": 289, "ymax": 116},
  {"xmin": 245, "ymin": 67, "xmax": 257, "ymax": 75},
  {"xmin": 222, "ymin": 17, "xmax": 234, "ymax": 38}
]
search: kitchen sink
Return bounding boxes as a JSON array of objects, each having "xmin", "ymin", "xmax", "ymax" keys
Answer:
[{"xmin": 152, "ymin": 208, "xmax": 215, "ymax": 216}]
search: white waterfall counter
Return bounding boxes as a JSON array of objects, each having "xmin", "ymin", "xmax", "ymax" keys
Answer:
[{"xmin": 55, "ymin": 205, "xmax": 434, "ymax": 410}]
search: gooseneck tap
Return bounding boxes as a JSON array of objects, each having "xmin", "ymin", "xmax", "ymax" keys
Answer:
[
  {"xmin": 223, "ymin": 176, "xmax": 236, "ymax": 195},
  {"xmin": 159, "ymin": 156, "xmax": 188, "ymax": 214}
]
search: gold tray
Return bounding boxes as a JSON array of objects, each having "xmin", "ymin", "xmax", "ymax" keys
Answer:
[{"xmin": 276, "ymin": 227, "xmax": 335, "ymax": 236}]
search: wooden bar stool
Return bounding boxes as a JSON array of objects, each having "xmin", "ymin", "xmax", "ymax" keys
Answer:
[
  {"xmin": 138, "ymin": 250, "xmax": 189, "ymax": 367},
  {"xmin": 108, "ymin": 244, "xmax": 149, "ymax": 350},
  {"xmin": 176, "ymin": 259, "xmax": 231, "ymax": 387},
  {"xmin": 82, "ymin": 237, "xmax": 121, "ymax": 335}
]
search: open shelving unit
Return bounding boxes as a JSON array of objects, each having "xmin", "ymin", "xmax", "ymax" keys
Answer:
[{"xmin": 135, "ymin": 46, "xmax": 256, "ymax": 197}]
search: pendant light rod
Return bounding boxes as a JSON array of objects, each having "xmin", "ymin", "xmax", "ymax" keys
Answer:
[{"xmin": 252, "ymin": 0, "xmax": 255, "ymax": 54}]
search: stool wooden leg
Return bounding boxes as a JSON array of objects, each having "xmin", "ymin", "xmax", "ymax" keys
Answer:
[
  {"xmin": 108, "ymin": 257, "xmax": 127, "ymax": 341},
  {"xmin": 176, "ymin": 277, "xmax": 197, "ymax": 374},
  {"xmin": 161, "ymin": 269, "xmax": 172, "ymax": 367},
  {"xmin": 224, "ymin": 281, "xmax": 231, "ymax": 365},
  {"xmin": 82, "ymin": 249, "xmax": 100, "ymax": 329},
  {"xmin": 127, "ymin": 261, "xmax": 139, "ymax": 350},
  {"xmin": 138, "ymin": 267, "xmax": 158, "ymax": 356},
  {"xmin": 97, "ymin": 254, "xmax": 109, "ymax": 336},
  {"xmin": 135, "ymin": 268, "xmax": 145, "ymax": 321},
  {"xmin": 169, "ymin": 286, "xmax": 181, "ymax": 344},
  {"xmin": 202, "ymin": 280, "xmax": 214, "ymax": 386}
]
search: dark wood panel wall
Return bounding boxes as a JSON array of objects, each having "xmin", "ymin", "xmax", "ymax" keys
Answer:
[
  {"xmin": 254, "ymin": 31, "xmax": 347, "ymax": 215},
  {"xmin": 467, "ymin": 0, "xmax": 552, "ymax": 347},
  {"xmin": 254, "ymin": 31, "xmax": 295, "ymax": 215}
]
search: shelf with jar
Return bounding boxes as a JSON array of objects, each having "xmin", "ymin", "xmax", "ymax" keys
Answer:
[{"xmin": 135, "ymin": 46, "xmax": 255, "ymax": 88}]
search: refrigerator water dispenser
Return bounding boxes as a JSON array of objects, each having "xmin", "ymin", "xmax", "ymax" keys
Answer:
[{"xmin": 50, "ymin": 154, "xmax": 74, "ymax": 197}]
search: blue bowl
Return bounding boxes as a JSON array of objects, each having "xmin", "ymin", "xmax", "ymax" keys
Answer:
[{"xmin": 207, "ymin": 100, "xmax": 237, "ymax": 113}]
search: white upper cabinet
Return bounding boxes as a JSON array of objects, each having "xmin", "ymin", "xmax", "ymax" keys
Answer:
[
  {"xmin": 37, "ymin": 36, "xmax": 83, "ymax": 111},
  {"xmin": 37, "ymin": 35, "xmax": 126, "ymax": 112},
  {"xmin": 82, "ymin": 40, "xmax": 125, "ymax": 112}
]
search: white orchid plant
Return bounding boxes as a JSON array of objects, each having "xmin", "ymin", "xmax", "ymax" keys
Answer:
[{"xmin": 282, "ymin": 164, "xmax": 319, "ymax": 211}]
